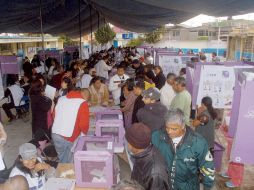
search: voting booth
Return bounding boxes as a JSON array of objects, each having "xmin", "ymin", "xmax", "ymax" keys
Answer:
[{"xmin": 229, "ymin": 69, "xmax": 254, "ymax": 164}]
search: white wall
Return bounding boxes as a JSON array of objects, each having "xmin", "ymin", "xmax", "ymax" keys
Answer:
[{"xmin": 152, "ymin": 40, "xmax": 227, "ymax": 50}]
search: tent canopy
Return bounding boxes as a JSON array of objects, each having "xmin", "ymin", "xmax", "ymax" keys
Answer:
[{"xmin": 1, "ymin": 0, "xmax": 254, "ymax": 37}]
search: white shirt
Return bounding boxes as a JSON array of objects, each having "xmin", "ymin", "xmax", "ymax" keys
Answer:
[
  {"xmin": 160, "ymin": 83, "xmax": 175, "ymax": 110},
  {"xmin": 79, "ymin": 74, "xmax": 92, "ymax": 88},
  {"xmin": 0, "ymin": 152, "xmax": 5, "ymax": 171},
  {"xmin": 95, "ymin": 60, "xmax": 112, "ymax": 79},
  {"xmin": 9, "ymin": 158, "xmax": 46, "ymax": 190},
  {"xmin": 108, "ymin": 74, "xmax": 129, "ymax": 105},
  {"xmin": 172, "ymin": 135, "xmax": 183, "ymax": 150}
]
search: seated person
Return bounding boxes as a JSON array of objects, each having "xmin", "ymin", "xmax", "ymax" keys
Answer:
[
  {"xmin": 20, "ymin": 75, "xmax": 31, "ymax": 96},
  {"xmin": 2, "ymin": 75, "xmax": 24, "ymax": 122},
  {"xmin": 89, "ymin": 76, "xmax": 109, "ymax": 106},
  {"xmin": 9, "ymin": 143, "xmax": 52, "ymax": 190}
]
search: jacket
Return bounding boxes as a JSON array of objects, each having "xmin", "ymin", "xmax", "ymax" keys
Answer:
[
  {"xmin": 89, "ymin": 83, "xmax": 109, "ymax": 106},
  {"xmin": 108, "ymin": 74, "xmax": 129, "ymax": 105},
  {"xmin": 131, "ymin": 145, "xmax": 171, "ymax": 190},
  {"xmin": 153, "ymin": 72, "xmax": 166, "ymax": 90},
  {"xmin": 152, "ymin": 127, "xmax": 215, "ymax": 190},
  {"xmin": 52, "ymin": 91, "xmax": 89, "ymax": 143},
  {"xmin": 137, "ymin": 102, "xmax": 167, "ymax": 131},
  {"xmin": 121, "ymin": 91, "xmax": 137, "ymax": 128},
  {"xmin": 132, "ymin": 95, "xmax": 145, "ymax": 124},
  {"xmin": 30, "ymin": 95, "xmax": 52, "ymax": 135}
]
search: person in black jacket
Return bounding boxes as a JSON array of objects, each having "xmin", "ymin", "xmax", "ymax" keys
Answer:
[
  {"xmin": 29, "ymin": 79, "xmax": 52, "ymax": 137},
  {"xmin": 137, "ymin": 87, "xmax": 167, "ymax": 132},
  {"xmin": 132, "ymin": 79, "xmax": 145, "ymax": 124},
  {"xmin": 153, "ymin": 66, "xmax": 166, "ymax": 90},
  {"xmin": 125, "ymin": 123, "xmax": 171, "ymax": 190}
]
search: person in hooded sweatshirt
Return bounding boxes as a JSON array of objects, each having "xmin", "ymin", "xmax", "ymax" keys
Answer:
[{"xmin": 136, "ymin": 87, "xmax": 167, "ymax": 132}]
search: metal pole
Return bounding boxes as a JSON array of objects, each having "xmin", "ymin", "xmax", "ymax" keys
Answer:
[
  {"xmin": 39, "ymin": 0, "xmax": 44, "ymax": 52},
  {"xmin": 97, "ymin": 11, "xmax": 100, "ymax": 29},
  {"xmin": 78, "ymin": 0, "xmax": 82, "ymax": 59},
  {"xmin": 89, "ymin": 5, "xmax": 93, "ymax": 53}
]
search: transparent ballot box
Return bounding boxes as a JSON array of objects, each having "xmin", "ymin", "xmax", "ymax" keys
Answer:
[{"xmin": 95, "ymin": 109, "xmax": 123, "ymax": 121}]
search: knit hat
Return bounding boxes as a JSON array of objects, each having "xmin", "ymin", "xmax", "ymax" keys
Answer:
[
  {"xmin": 142, "ymin": 87, "xmax": 161, "ymax": 101},
  {"xmin": 125, "ymin": 123, "xmax": 151, "ymax": 149},
  {"xmin": 19, "ymin": 143, "xmax": 37, "ymax": 160}
]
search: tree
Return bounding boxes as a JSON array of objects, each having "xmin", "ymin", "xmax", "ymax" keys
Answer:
[
  {"xmin": 144, "ymin": 26, "xmax": 166, "ymax": 44},
  {"xmin": 95, "ymin": 24, "xmax": 116, "ymax": 45},
  {"xmin": 126, "ymin": 37, "xmax": 145, "ymax": 47},
  {"xmin": 59, "ymin": 35, "xmax": 74, "ymax": 47}
]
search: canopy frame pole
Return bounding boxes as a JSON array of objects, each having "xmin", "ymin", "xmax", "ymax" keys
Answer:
[
  {"xmin": 78, "ymin": 0, "xmax": 82, "ymax": 59},
  {"xmin": 97, "ymin": 11, "xmax": 100, "ymax": 29},
  {"xmin": 39, "ymin": 0, "xmax": 46, "ymax": 72},
  {"xmin": 89, "ymin": 4, "xmax": 93, "ymax": 53}
]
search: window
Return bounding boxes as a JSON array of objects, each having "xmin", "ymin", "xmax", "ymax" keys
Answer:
[
  {"xmin": 173, "ymin": 30, "xmax": 180, "ymax": 37},
  {"xmin": 0, "ymin": 44, "xmax": 12, "ymax": 51},
  {"xmin": 198, "ymin": 30, "xmax": 208, "ymax": 36}
]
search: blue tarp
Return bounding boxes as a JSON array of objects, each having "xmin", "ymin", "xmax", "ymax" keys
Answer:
[{"xmin": 0, "ymin": 0, "xmax": 254, "ymax": 37}]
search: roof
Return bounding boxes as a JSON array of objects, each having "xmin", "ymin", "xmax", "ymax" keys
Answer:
[{"xmin": 1, "ymin": 0, "xmax": 254, "ymax": 37}]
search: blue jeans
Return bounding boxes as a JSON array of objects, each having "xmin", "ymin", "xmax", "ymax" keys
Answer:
[{"xmin": 52, "ymin": 133, "xmax": 74, "ymax": 163}]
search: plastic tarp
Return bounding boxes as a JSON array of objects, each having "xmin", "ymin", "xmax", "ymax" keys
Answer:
[{"xmin": 0, "ymin": 0, "xmax": 254, "ymax": 37}]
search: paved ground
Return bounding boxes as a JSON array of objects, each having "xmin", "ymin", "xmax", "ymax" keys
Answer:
[{"xmin": 1, "ymin": 111, "xmax": 254, "ymax": 189}]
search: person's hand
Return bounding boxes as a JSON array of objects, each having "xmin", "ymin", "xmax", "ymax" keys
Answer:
[
  {"xmin": 192, "ymin": 119, "xmax": 201, "ymax": 127},
  {"xmin": 34, "ymin": 163, "xmax": 50, "ymax": 172}
]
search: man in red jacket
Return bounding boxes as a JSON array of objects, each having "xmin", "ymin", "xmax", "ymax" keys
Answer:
[{"xmin": 52, "ymin": 89, "xmax": 90, "ymax": 163}]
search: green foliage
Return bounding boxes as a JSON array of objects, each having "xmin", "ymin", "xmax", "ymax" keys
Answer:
[
  {"xmin": 198, "ymin": 36, "xmax": 209, "ymax": 40},
  {"xmin": 95, "ymin": 24, "xmax": 116, "ymax": 45},
  {"xmin": 59, "ymin": 35, "xmax": 74, "ymax": 46},
  {"xmin": 126, "ymin": 37, "xmax": 145, "ymax": 47},
  {"xmin": 144, "ymin": 26, "xmax": 166, "ymax": 44}
]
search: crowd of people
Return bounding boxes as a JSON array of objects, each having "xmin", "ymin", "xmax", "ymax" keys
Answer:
[{"xmin": 0, "ymin": 46, "xmax": 217, "ymax": 190}]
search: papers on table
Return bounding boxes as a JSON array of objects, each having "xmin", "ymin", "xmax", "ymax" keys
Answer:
[{"xmin": 43, "ymin": 178, "xmax": 75, "ymax": 190}]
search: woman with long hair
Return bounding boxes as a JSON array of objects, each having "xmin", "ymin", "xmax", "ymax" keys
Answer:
[
  {"xmin": 29, "ymin": 79, "xmax": 52, "ymax": 137},
  {"xmin": 192, "ymin": 96, "xmax": 217, "ymax": 155},
  {"xmin": 9, "ymin": 143, "xmax": 52, "ymax": 190}
]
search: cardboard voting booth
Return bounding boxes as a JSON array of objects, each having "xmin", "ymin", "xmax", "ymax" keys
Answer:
[{"xmin": 229, "ymin": 69, "xmax": 254, "ymax": 164}]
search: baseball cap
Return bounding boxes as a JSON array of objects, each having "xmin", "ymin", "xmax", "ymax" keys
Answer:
[
  {"xmin": 142, "ymin": 87, "xmax": 161, "ymax": 101},
  {"xmin": 19, "ymin": 143, "xmax": 37, "ymax": 160}
]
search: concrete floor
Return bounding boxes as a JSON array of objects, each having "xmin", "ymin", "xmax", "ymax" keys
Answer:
[{"xmin": 1, "ymin": 114, "xmax": 254, "ymax": 189}]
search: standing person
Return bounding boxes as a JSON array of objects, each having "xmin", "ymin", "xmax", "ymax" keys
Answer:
[
  {"xmin": 125, "ymin": 123, "xmax": 171, "ymax": 190},
  {"xmin": 79, "ymin": 68, "xmax": 93, "ymax": 89},
  {"xmin": 153, "ymin": 66, "xmax": 166, "ymax": 90},
  {"xmin": 160, "ymin": 73, "xmax": 176, "ymax": 110},
  {"xmin": 152, "ymin": 109, "xmax": 215, "ymax": 190},
  {"xmin": 2, "ymin": 75, "xmax": 24, "ymax": 122},
  {"xmin": 109, "ymin": 65, "xmax": 129, "ymax": 105},
  {"xmin": 179, "ymin": 68, "xmax": 186, "ymax": 79},
  {"xmin": 136, "ymin": 88, "xmax": 167, "ymax": 132},
  {"xmin": 212, "ymin": 52, "xmax": 220, "ymax": 62},
  {"xmin": 132, "ymin": 80, "xmax": 145, "ymax": 124},
  {"xmin": 29, "ymin": 79, "xmax": 52, "ymax": 136},
  {"xmin": 170, "ymin": 77, "xmax": 191, "ymax": 126},
  {"xmin": 192, "ymin": 96, "xmax": 217, "ymax": 155},
  {"xmin": 144, "ymin": 70, "xmax": 156, "ymax": 90},
  {"xmin": 95, "ymin": 55, "xmax": 112, "ymax": 80},
  {"xmin": 144, "ymin": 53, "xmax": 153, "ymax": 65},
  {"xmin": 52, "ymin": 89, "xmax": 89, "ymax": 163},
  {"xmin": 57, "ymin": 76, "xmax": 74, "ymax": 98},
  {"xmin": 121, "ymin": 82, "xmax": 137, "ymax": 128},
  {"xmin": 89, "ymin": 76, "xmax": 109, "ymax": 106},
  {"xmin": 132, "ymin": 59, "xmax": 144, "ymax": 78},
  {"xmin": 22, "ymin": 57, "xmax": 33, "ymax": 79}
]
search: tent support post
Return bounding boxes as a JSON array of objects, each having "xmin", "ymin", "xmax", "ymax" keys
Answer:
[
  {"xmin": 89, "ymin": 5, "xmax": 93, "ymax": 53},
  {"xmin": 78, "ymin": 0, "xmax": 82, "ymax": 59},
  {"xmin": 39, "ymin": 0, "xmax": 46, "ymax": 72}
]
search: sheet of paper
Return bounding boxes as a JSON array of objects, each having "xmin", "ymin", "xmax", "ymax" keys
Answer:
[
  {"xmin": 45, "ymin": 85, "xmax": 56, "ymax": 100},
  {"xmin": 42, "ymin": 178, "xmax": 75, "ymax": 190},
  {"xmin": 0, "ymin": 152, "xmax": 5, "ymax": 171}
]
